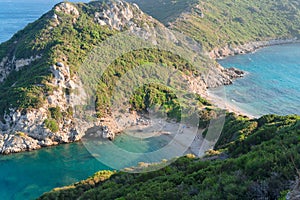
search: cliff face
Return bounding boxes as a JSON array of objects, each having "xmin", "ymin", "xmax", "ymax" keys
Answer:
[
  {"xmin": 0, "ymin": 1, "xmax": 131, "ymax": 153},
  {"xmin": 0, "ymin": 60, "xmax": 86, "ymax": 154},
  {"xmin": 0, "ymin": 0, "xmax": 243, "ymax": 154}
]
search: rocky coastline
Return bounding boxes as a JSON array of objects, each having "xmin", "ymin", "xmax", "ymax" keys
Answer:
[{"xmin": 209, "ymin": 38, "xmax": 299, "ymax": 59}]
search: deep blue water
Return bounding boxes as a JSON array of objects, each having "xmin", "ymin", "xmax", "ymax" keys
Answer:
[
  {"xmin": 0, "ymin": 0, "xmax": 59, "ymax": 43},
  {"xmin": 214, "ymin": 43, "xmax": 300, "ymax": 117},
  {"xmin": 0, "ymin": 0, "xmax": 98, "ymax": 43}
]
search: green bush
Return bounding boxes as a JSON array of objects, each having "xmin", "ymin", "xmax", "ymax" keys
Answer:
[
  {"xmin": 39, "ymin": 114, "xmax": 300, "ymax": 200},
  {"xmin": 49, "ymin": 106, "xmax": 63, "ymax": 121},
  {"xmin": 44, "ymin": 119, "xmax": 59, "ymax": 133}
]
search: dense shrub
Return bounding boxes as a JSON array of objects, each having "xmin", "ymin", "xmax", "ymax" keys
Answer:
[
  {"xmin": 49, "ymin": 106, "xmax": 63, "ymax": 121},
  {"xmin": 44, "ymin": 119, "xmax": 59, "ymax": 133}
]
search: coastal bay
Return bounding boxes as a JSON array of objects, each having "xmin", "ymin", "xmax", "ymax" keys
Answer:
[{"xmin": 210, "ymin": 43, "xmax": 300, "ymax": 117}]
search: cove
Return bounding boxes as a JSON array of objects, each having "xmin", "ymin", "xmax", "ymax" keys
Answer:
[
  {"xmin": 0, "ymin": 142, "xmax": 110, "ymax": 199},
  {"xmin": 211, "ymin": 43, "xmax": 300, "ymax": 117},
  {"xmin": 0, "ymin": 131, "xmax": 177, "ymax": 199}
]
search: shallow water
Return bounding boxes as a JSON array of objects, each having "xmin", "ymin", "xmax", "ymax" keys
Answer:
[
  {"xmin": 0, "ymin": 0, "xmax": 181, "ymax": 198},
  {"xmin": 213, "ymin": 43, "xmax": 300, "ymax": 117},
  {"xmin": 0, "ymin": 134, "xmax": 174, "ymax": 199}
]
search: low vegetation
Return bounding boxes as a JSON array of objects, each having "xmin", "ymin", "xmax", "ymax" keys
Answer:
[
  {"xmin": 127, "ymin": 0, "xmax": 198, "ymax": 23},
  {"xmin": 132, "ymin": 0, "xmax": 300, "ymax": 51},
  {"xmin": 1, "ymin": 0, "xmax": 299, "ymax": 117},
  {"xmin": 0, "ymin": 2, "xmax": 116, "ymax": 117},
  {"xmin": 44, "ymin": 119, "xmax": 59, "ymax": 133},
  {"xmin": 38, "ymin": 114, "xmax": 300, "ymax": 199},
  {"xmin": 94, "ymin": 47, "xmax": 211, "ymax": 118},
  {"xmin": 0, "ymin": 1, "xmax": 212, "ymax": 121}
]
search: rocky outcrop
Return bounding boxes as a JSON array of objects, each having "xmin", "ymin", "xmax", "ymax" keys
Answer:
[
  {"xmin": 222, "ymin": 67, "xmax": 245, "ymax": 80},
  {"xmin": 54, "ymin": 2, "xmax": 80, "ymax": 25},
  {"xmin": 203, "ymin": 65, "xmax": 245, "ymax": 88},
  {"xmin": 0, "ymin": 55, "xmax": 41, "ymax": 82},
  {"xmin": 85, "ymin": 125, "xmax": 115, "ymax": 141},
  {"xmin": 0, "ymin": 133, "xmax": 41, "ymax": 155},
  {"xmin": 15, "ymin": 55, "xmax": 41, "ymax": 71},
  {"xmin": 0, "ymin": 61, "xmax": 83, "ymax": 154},
  {"xmin": 209, "ymin": 38, "xmax": 299, "ymax": 59},
  {"xmin": 186, "ymin": 64, "xmax": 245, "ymax": 96},
  {"xmin": 55, "ymin": 2, "xmax": 80, "ymax": 17},
  {"xmin": 94, "ymin": 0, "xmax": 157, "ymax": 31},
  {"xmin": 94, "ymin": 0, "xmax": 134, "ymax": 30},
  {"xmin": 287, "ymin": 177, "xmax": 300, "ymax": 200},
  {"xmin": 0, "ymin": 57, "xmax": 9, "ymax": 82},
  {"xmin": 0, "ymin": 0, "xmax": 152, "ymax": 154}
]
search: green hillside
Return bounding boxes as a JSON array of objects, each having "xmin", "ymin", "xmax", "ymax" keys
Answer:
[
  {"xmin": 127, "ymin": 0, "xmax": 198, "ymax": 23},
  {"xmin": 1, "ymin": 0, "xmax": 299, "ymax": 117},
  {"xmin": 0, "ymin": 1, "xmax": 115, "ymax": 117},
  {"xmin": 39, "ymin": 114, "xmax": 300, "ymax": 199},
  {"xmin": 0, "ymin": 0, "xmax": 211, "ymax": 119},
  {"xmin": 131, "ymin": 0, "xmax": 300, "ymax": 50}
]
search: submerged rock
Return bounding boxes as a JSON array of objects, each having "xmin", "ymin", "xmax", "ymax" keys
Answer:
[{"xmin": 287, "ymin": 177, "xmax": 300, "ymax": 200}]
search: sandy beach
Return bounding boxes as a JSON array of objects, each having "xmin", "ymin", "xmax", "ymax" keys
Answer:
[
  {"xmin": 203, "ymin": 90, "xmax": 258, "ymax": 119},
  {"xmin": 123, "ymin": 117, "xmax": 219, "ymax": 158}
]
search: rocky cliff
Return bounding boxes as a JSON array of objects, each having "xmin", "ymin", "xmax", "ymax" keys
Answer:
[{"xmin": 0, "ymin": 1, "xmax": 136, "ymax": 154}]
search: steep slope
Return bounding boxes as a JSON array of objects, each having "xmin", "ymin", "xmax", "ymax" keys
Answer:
[
  {"xmin": 131, "ymin": 0, "xmax": 300, "ymax": 56},
  {"xmin": 0, "ymin": 1, "xmax": 118, "ymax": 153},
  {"xmin": 0, "ymin": 0, "xmax": 155, "ymax": 153},
  {"xmin": 0, "ymin": 0, "xmax": 241, "ymax": 154},
  {"xmin": 127, "ymin": 0, "xmax": 198, "ymax": 24},
  {"xmin": 39, "ymin": 114, "xmax": 300, "ymax": 200}
]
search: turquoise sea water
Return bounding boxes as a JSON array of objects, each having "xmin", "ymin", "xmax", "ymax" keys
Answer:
[
  {"xmin": 0, "ymin": 142, "xmax": 110, "ymax": 199},
  {"xmin": 214, "ymin": 43, "xmax": 300, "ymax": 117},
  {"xmin": 1, "ymin": 0, "xmax": 300, "ymax": 199},
  {"xmin": 0, "ymin": 134, "xmax": 175, "ymax": 199}
]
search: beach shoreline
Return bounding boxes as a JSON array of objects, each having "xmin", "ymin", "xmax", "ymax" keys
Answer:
[
  {"xmin": 206, "ymin": 40, "xmax": 300, "ymax": 118},
  {"xmin": 202, "ymin": 90, "xmax": 259, "ymax": 119}
]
